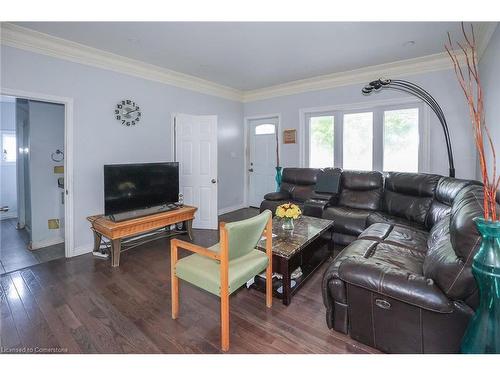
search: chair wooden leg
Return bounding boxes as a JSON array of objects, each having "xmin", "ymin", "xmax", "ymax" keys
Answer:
[
  {"xmin": 221, "ymin": 291, "xmax": 230, "ymax": 351},
  {"xmin": 266, "ymin": 264, "xmax": 272, "ymax": 308},
  {"xmin": 171, "ymin": 241, "xmax": 179, "ymax": 319}
]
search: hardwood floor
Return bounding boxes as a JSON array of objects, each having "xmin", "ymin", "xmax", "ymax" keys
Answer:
[
  {"xmin": 0, "ymin": 209, "xmax": 379, "ymax": 354},
  {"xmin": 1, "ymin": 218, "xmax": 65, "ymax": 275}
]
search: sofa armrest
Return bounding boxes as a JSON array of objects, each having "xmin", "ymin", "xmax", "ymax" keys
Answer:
[
  {"xmin": 264, "ymin": 191, "xmax": 291, "ymax": 201},
  {"xmin": 303, "ymin": 199, "xmax": 330, "ymax": 218}
]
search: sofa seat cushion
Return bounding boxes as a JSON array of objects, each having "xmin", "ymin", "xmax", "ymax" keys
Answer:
[
  {"xmin": 359, "ymin": 223, "xmax": 428, "ymax": 254},
  {"xmin": 332, "ymin": 240, "xmax": 452, "ymax": 312},
  {"xmin": 366, "ymin": 211, "xmax": 426, "ymax": 231},
  {"xmin": 323, "ymin": 206, "xmax": 372, "ymax": 236}
]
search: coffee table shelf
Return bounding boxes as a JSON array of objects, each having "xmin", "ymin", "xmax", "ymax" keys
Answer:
[{"xmin": 255, "ymin": 215, "xmax": 334, "ymax": 305}]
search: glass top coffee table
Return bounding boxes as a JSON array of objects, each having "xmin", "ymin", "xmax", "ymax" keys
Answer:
[{"xmin": 256, "ymin": 215, "xmax": 334, "ymax": 305}]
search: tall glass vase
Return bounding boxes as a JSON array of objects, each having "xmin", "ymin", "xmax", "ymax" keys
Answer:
[
  {"xmin": 461, "ymin": 217, "xmax": 500, "ymax": 354},
  {"xmin": 275, "ymin": 166, "xmax": 283, "ymax": 191}
]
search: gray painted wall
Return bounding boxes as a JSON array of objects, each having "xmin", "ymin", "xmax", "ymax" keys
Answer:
[
  {"xmin": 1, "ymin": 45, "xmax": 244, "ymax": 254},
  {"xmin": 28, "ymin": 100, "xmax": 65, "ymax": 248},
  {"xmin": 479, "ymin": 25, "xmax": 500, "ymax": 179},
  {"xmin": 0, "ymin": 101, "xmax": 17, "ymax": 219},
  {"xmin": 244, "ymin": 69, "xmax": 477, "ymax": 179}
]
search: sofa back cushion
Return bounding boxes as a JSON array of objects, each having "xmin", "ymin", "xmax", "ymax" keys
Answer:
[
  {"xmin": 425, "ymin": 177, "xmax": 480, "ymax": 229},
  {"xmin": 383, "ymin": 172, "xmax": 440, "ymax": 225},
  {"xmin": 423, "ymin": 184, "xmax": 484, "ymax": 302},
  {"xmin": 338, "ymin": 170, "xmax": 383, "ymax": 210},
  {"xmin": 280, "ymin": 168, "xmax": 320, "ymax": 202}
]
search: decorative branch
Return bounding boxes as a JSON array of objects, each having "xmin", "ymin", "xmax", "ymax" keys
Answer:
[{"xmin": 446, "ymin": 22, "xmax": 499, "ymax": 220}]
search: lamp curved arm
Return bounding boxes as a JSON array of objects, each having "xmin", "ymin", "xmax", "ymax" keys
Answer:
[{"xmin": 362, "ymin": 78, "xmax": 455, "ymax": 177}]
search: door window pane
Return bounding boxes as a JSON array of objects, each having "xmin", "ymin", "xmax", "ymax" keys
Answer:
[
  {"xmin": 383, "ymin": 108, "xmax": 419, "ymax": 172},
  {"xmin": 343, "ymin": 112, "xmax": 373, "ymax": 170},
  {"xmin": 309, "ymin": 116, "xmax": 334, "ymax": 168},
  {"xmin": 255, "ymin": 123, "xmax": 275, "ymax": 135}
]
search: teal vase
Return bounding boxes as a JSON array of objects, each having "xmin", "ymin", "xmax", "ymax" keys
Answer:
[
  {"xmin": 275, "ymin": 166, "xmax": 283, "ymax": 191},
  {"xmin": 461, "ymin": 217, "xmax": 500, "ymax": 354}
]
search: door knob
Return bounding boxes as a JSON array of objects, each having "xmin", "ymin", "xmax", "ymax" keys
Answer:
[
  {"xmin": 211, "ymin": 178, "xmax": 217, "ymax": 184},
  {"xmin": 248, "ymin": 168, "xmax": 254, "ymax": 172}
]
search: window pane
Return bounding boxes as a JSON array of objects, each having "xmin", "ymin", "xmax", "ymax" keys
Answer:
[
  {"xmin": 309, "ymin": 116, "xmax": 334, "ymax": 168},
  {"xmin": 383, "ymin": 108, "xmax": 419, "ymax": 172},
  {"xmin": 255, "ymin": 123, "xmax": 275, "ymax": 135},
  {"xmin": 343, "ymin": 112, "xmax": 373, "ymax": 170},
  {"xmin": 2, "ymin": 133, "xmax": 16, "ymax": 162}
]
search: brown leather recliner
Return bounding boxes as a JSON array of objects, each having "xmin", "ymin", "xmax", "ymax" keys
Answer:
[
  {"xmin": 260, "ymin": 168, "xmax": 484, "ymax": 353},
  {"xmin": 322, "ymin": 178, "xmax": 485, "ymax": 353},
  {"xmin": 259, "ymin": 168, "xmax": 321, "ymax": 212}
]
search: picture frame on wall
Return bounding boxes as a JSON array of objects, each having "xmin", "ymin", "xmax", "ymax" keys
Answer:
[{"xmin": 283, "ymin": 129, "xmax": 297, "ymax": 144}]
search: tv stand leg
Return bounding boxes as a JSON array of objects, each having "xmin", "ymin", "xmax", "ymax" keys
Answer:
[
  {"xmin": 111, "ymin": 239, "xmax": 121, "ymax": 267},
  {"xmin": 92, "ymin": 230, "xmax": 102, "ymax": 252},
  {"xmin": 185, "ymin": 220, "xmax": 193, "ymax": 240}
]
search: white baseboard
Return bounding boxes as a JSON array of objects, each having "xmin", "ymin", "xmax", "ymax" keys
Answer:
[
  {"xmin": 218, "ymin": 203, "xmax": 247, "ymax": 215},
  {"xmin": 30, "ymin": 236, "xmax": 64, "ymax": 250}
]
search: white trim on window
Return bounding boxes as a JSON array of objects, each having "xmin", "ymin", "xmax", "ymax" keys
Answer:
[{"xmin": 299, "ymin": 97, "xmax": 429, "ymax": 173}]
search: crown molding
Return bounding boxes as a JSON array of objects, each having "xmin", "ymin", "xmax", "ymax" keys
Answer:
[
  {"xmin": 2, "ymin": 22, "xmax": 494, "ymax": 104},
  {"xmin": 0, "ymin": 23, "xmax": 244, "ymax": 102},
  {"xmin": 242, "ymin": 52, "xmax": 461, "ymax": 102}
]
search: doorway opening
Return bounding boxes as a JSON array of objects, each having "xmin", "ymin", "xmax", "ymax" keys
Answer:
[
  {"xmin": 246, "ymin": 115, "xmax": 280, "ymax": 208},
  {"xmin": 1, "ymin": 95, "xmax": 66, "ymax": 274}
]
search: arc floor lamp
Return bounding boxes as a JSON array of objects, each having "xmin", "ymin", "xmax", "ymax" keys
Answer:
[{"xmin": 362, "ymin": 78, "xmax": 455, "ymax": 178}]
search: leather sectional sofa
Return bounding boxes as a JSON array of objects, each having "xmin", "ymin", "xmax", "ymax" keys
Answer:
[{"xmin": 259, "ymin": 168, "xmax": 486, "ymax": 353}]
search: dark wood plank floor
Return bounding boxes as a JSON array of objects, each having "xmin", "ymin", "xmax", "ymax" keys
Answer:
[{"xmin": 0, "ymin": 209, "xmax": 379, "ymax": 354}]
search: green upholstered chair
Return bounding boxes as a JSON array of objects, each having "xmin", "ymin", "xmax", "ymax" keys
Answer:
[{"xmin": 170, "ymin": 210, "xmax": 273, "ymax": 351}]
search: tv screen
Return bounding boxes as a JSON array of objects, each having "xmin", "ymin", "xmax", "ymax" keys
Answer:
[{"xmin": 104, "ymin": 162, "xmax": 179, "ymax": 216}]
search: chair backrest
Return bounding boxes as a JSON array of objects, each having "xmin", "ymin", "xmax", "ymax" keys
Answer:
[
  {"xmin": 338, "ymin": 170, "xmax": 384, "ymax": 210},
  {"xmin": 280, "ymin": 168, "xmax": 320, "ymax": 202},
  {"xmin": 382, "ymin": 172, "xmax": 440, "ymax": 225},
  {"xmin": 224, "ymin": 210, "xmax": 271, "ymax": 261}
]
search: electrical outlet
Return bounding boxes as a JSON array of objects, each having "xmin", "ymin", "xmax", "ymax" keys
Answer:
[{"xmin": 48, "ymin": 219, "xmax": 60, "ymax": 229}]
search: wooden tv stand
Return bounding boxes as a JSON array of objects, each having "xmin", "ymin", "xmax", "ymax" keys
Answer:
[{"xmin": 87, "ymin": 205, "xmax": 197, "ymax": 267}]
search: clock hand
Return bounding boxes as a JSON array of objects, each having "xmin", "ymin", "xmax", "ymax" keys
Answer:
[{"xmin": 124, "ymin": 109, "xmax": 138, "ymax": 115}]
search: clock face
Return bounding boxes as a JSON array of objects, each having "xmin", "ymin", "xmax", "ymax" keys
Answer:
[{"xmin": 114, "ymin": 99, "xmax": 141, "ymax": 126}]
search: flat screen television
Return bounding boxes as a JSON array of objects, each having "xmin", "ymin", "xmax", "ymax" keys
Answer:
[{"xmin": 104, "ymin": 162, "xmax": 179, "ymax": 216}]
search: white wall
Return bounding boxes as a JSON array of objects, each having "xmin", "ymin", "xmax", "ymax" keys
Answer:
[
  {"xmin": 0, "ymin": 100, "xmax": 17, "ymax": 219},
  {"xmin": 1, "ymin": 45, "xmax": 244, "ymax": 255},
  {"xmin": 244, "ymin": 69, "xmax": 477, "ymax": 179},
  {"xmin": 28, "ymin": 100, "xmax": 65, "ymax": 248},
  {"xmin": 479, "ymin": 25, "xmax": 500, "ymax": 179}
]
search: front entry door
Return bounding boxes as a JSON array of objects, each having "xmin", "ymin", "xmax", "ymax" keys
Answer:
[
  {"xmin": 248, "ymin": 117, "xmax": 279, "ymax": 208},
  {"xmin": 174, "ymin": 114, "xmax": 218, "ymax": 230}
]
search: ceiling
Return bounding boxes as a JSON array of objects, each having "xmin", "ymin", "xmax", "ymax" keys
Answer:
[{"xmin": 15, "ymin": 22, "xmax": 472, "ymax": 91}]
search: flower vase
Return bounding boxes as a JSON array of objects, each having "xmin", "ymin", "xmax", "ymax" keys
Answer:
[
  {"xmin": 275, "ymin": 166, "xmax": 283, "ymax": 191},
  {"xmin": 282, "ymin": 218, "xmax": 294, "ymax": 231},
  {"xmin": 461, "ymin": 217, "xmax": 500, "ymax": 354}
]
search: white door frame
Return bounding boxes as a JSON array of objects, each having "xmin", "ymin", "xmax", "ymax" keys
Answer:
[
  {"xmin": 0, "ymin": 87, "xmax": 74, "ymax": 258},
  {"xmin": 243, "ymin": 113, "xmax": 281, "ymax": 207}
]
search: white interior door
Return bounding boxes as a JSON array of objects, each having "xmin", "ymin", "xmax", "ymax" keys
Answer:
[
  {"xmin": 248, "ymin": 117, "xmax": 278, "ymax": 207},
  {"xmin": 175, "ymin": 114, "xmax": 218, "ymax": 229}
]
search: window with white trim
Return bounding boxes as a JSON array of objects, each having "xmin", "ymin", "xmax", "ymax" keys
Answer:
[
  {"xmin": 305, "ymin": 102, "xmax": 425, "ymax": 172},
  {"xmin": 1, "ymin": 131, "xmax": 16, "ymax": 164}
]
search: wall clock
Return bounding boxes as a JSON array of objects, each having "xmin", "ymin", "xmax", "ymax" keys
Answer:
[{"xmin": 114, "ymin": 99, "xmax": 141, "ymax": 126}]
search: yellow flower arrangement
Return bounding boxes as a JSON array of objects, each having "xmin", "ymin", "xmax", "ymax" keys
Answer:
[{"xmin": 275, "ymin": 203, "xmax": 302, "ymax": 220}]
